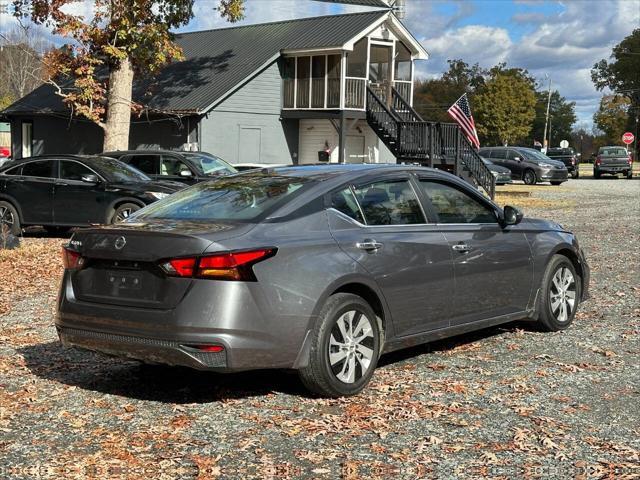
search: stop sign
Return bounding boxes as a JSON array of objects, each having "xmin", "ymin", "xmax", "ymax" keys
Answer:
[{"xmin": 622, "ymin": 132, "xmax": 635, "ymax": 144}]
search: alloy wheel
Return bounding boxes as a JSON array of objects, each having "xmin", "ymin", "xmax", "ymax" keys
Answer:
[
  {"xmin": 115, "ymin": 208, "xmax": 133, "ymax": 222},
  {"xmin": 328, "ymin": 310, "xmax": 375, "ymax": 384},
  {"xmin": 549, "ymin": 266, "xmax": 576, "ymax": 322},
  {"xmin": 0, "ymin": 206, "xmax": 14, "ymax": 229},
  {"xmin": 524, "ymin": 170, "xmax": 536, "ymax": 185}
]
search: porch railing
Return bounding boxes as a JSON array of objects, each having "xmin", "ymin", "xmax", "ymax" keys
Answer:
[
  {"xmin": 393, "ymin": 81, "xmax": 411, "ymax": 104},
  {"xmin": 345, "ymin": 77, "xmax": 366, "ymax": 109}
]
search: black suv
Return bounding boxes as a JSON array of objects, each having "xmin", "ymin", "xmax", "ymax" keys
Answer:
[
  {"xmin": 102, "ymin": 150, "xmax": 237, "ymax": 185},
  {"xmin": 0, "ymin": 155, "xmax": 183, "ymax": 235},
  {"xmin": 546, "ymin": 147, "xmax": 579, "ymax": 178},
  {"xmin": 478, "ymin": 147, "xmax": 568, "ymax": 185}
]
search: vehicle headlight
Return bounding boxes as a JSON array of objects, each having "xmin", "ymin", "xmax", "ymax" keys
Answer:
[
  {"xmin": 538, "ymin": 163, "xmax": 554, "ymax": 168},
  {"xmin": 147, "ymin": 191, "xmax": 169, "ymax": 200}
]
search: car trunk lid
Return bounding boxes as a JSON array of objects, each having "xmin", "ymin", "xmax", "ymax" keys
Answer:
[{"xmin": 69, "ymin": 220, "xmax": 254, "ymax": 309}]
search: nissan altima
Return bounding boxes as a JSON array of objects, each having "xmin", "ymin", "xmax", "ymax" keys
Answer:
[{"xmin": 56, "ymin": 165, "xmax": 589, "ymax": 397}]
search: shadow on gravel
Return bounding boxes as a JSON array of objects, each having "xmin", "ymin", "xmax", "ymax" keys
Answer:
[
  {"xmin": 20, "ymin": 320, "xmax": 532, "ymax": 402},
  {"xmin": 19, "ymin": 341, "xmax": 308, "ymax": 402}
]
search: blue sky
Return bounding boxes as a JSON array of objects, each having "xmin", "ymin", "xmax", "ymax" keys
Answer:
[{"xmin": 2, "ymin": 0, "xmax": 638, "ymax": 127}]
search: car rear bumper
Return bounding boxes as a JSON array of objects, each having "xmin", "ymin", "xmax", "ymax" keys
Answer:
[
  {"xmin": 595, "ymin": 165, "xmax": 630, "ymax": 174},
  {"xmin": 56, "ymin": 272, "xmax": 312, "ymax": 372}
]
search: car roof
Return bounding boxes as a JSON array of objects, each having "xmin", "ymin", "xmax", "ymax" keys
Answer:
[{"xmin": 102, "ymin": 149, "xmax": 207, "ymax": 156}]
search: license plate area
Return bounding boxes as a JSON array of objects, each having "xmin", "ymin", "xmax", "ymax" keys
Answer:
[{"xmin": 107, "ymin": 271, "xmax": 143, "ymax": 291}]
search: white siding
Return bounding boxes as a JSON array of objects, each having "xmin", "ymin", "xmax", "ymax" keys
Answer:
[{"xmin": 298, "ymin": 119, "xmax": 396, "ymax": 164}]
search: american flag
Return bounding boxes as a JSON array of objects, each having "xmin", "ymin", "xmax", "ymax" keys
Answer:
[{"xmin": 447, "ymin": 93, "xmax": 480, "ymax": 149}]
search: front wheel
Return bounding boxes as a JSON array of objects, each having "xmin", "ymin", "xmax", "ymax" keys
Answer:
[
  {"xmin": 111, "ymin": 203, "xmax": 141, "ymax": 223},
  {"xmin": 536, "ymin": 254, "xmax": 581, "ymax": 332},
  {"xmin": 523, "ymin": 169, "xmax": 537, "ymax": 185},
  {"xmin": 299, "ymin": 293, "xmax": 380, "ymax": 397},
  {"xmin": 572, "ymin": 170, "xmax": 579, "ymax": 179}
]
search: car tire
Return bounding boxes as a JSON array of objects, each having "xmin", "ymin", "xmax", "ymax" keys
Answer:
[
  {"xmin": 626, "ymin": 170, "xmax": 633, "ymax": 179},
  {"xmin": 523, "ymin": 169, "xmax": 537, "ymax": 185},
  {"xmin": 299, "ymin": 293, "xmax": 380, "ymax": 397},
  {"xmin": 0, "ymin": 200, "xmax": 21, "ymax": 236},
  {"xmin": 572, "ymin": 170, "xmax": 579, "ymax": 179},
  {"xmin": 594, "ymin": 170, "xmax": 601, "ymax": 179},
  {"xmin": 536, "ymin": 254, "xmax": 581, "ymax": 332},
  {"xmin": 111, "ymin": 203, "xmax": 141, "ymax": 223}
]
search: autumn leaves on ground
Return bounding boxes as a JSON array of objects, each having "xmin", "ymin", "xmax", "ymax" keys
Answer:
[{"xmin": 1, "ymin": 179, "xmax": 638, "ymax": 479}]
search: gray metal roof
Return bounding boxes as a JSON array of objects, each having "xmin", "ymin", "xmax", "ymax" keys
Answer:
[{"xmin": 3, "ymin": 10, "xmax": 387, "ymax": 116}]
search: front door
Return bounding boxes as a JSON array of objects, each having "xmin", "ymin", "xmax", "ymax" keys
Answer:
[
  {"xmin": 417, "ymin": 178, "xmax": 533, "ymax": 324},
  {"xmin": 54, "ymin": 160, "xmax": 106, "ymax": 225},
  {"xmin": 369, "ymin": 44, "xmax": 393, "ymax": 106},
  {"xmin": 346, "ymin": 136, "xmax": 365, "ymax": 164},
  {"xmin": 327, "ymin": 177, "xmax": 455, "ymax": 336}
]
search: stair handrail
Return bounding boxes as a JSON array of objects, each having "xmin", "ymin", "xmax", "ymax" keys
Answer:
[{"xmin": 391, "ymin": 88, "xmax": 424, "ymax": 123}]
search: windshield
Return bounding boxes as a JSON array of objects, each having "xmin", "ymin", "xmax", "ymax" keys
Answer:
[
  {"xmin": 92, "ymin": 157, "xmax": 151, "ymax": 182},
  {"xmin": 520, "ymin": 148, "xmax": 554, "ymax": 162},
  {"xmin": 599, "ymin": 147, "xmax": 627, "ymax": 157},
  {"xmin": 184, "ymin": 152, "xmax": 237, "ymax": 176},
  {"xmin": 131, "ymin": 174, "xmax": 311, "ymax": 222}
]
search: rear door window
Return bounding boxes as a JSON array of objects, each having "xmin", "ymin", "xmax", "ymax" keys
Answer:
[
  {"xmin": 21, "ymin": 160, "xmax": 55, "ymax": 178},
  {"xmin": 127, "ymin": 155, "xmax": 160, "ymax": 175},
  {"xmin": 352, "ymin": 179, "xmax": 425, "ymax": 226},
  {"xmin": 491, "ymin": 149, "xmax": 507, "ymax": 160}
]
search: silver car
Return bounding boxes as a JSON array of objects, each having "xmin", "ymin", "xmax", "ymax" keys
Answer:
[{"xmin": 56, "ymin": 165, "xmax": 590, "ymax": 397}]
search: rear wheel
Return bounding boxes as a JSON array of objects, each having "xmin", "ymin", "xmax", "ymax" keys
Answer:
[
  {"xmin": 523, "ymin": 169, "xmax": 537, "ymax": 185},
  {"xmin": 299, "ymin": 293, "xmax": 380, "ymax": 397},
  {"xmin": 594, "ymin": 170, "xmax": 601, "ymax": 179},
  {"xmin": 572, "ymin": 169, "xmax": 579, "ymax": 179},
  {"xmin": 111, "ymin": 203, "xmax": 141, "ymax": 223},
  {"xmin": 536, "ymin": 254, "xmax": 581, "ymax": 332},
  {"xmin": 626, "ymin": 170, "xmax": 633, "ymax": 179},
  {"xmin": 0, "ymin": 201, "xmax": 21, "ymax": 236}
]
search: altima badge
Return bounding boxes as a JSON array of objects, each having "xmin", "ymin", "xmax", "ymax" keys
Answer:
[{"xmin": 114, "ymin": 236, "xmax": 127, "ymax": 250}]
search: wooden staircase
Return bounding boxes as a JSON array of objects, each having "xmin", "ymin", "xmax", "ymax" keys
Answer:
[{"xmin": 366, "ymin": 87, "xmax": 495, "ymax": 199}]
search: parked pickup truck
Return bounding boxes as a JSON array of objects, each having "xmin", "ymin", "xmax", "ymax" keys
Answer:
[
  {"xmin": 546, "ymin": 147, "xmax": 579, "ymax": 178},
  {"xmin": 594, "ymin": 146, "xmax": 633, "ymax": 179}
]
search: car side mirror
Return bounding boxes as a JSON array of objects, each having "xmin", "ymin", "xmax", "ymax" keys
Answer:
[
  {"xmin": 501, "ymin": 205, "xmax": 523, "ymax": 226},
  {"xmin": 81, "ymin": 174, "xmax": 99, "ymax": 184},
  {"xmin": 513, "ymin": 156, "xmax": 522, "ymax": 161},
  {"xmin": 179, "ymin": 170, "xmax": 193, "ymax": 177}
]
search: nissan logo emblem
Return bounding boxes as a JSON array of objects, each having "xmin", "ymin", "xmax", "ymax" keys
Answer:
[{"xmin": 114, "ymin": 236, "xmax": 127, "ymax": 250}]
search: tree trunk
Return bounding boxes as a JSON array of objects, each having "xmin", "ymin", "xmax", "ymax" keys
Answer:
[{"xmin": 102, "ymin": 57, "xmax": 134, "ymax": 152}]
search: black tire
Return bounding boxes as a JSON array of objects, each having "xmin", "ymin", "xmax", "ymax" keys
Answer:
[
  {"xmin": 0, "ymin": 200, "xmax": 21, "ymax": 236},
  {"xmin": 111, "ymin": 203, "xmax": 141, "ymax": 223},
  {"xmin": 572, "ymin": 170, "xmax": 579, "ymax": 179},
  {"xmin": 523, "ymin": 169, "xmax": 537, "ymax": 185},
  {"xmin": 626, "ymin": 170, "xmax": 633, "ymax": 179},
  {"xmin": 594, "ymin": 170, "xmax": 601, "ymax": 179},
  {"xmin": 44, "ymin": 226, "xmax": 72, "ymax": 235},
  {"xmin": 299, "ymin": 293, "xmax": 381, "ymax": 397},
  {"xmin": 536, "ymin": 254, "xmax": 581, "ymax": 332},
  {"xmin": 551, "ymin": 181, "xmax": 563, "ymax": 186}
]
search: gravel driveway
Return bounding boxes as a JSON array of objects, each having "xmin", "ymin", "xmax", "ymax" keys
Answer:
[{"xmin": 1, "ymin": 179, "xmax": 638, "ymax": 479}]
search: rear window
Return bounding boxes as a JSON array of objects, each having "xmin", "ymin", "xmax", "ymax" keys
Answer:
[
  {"xmin": 599, "ymin": 147, "xmax": 627, "ymax": 156},
  {"xmin": 131, "ymin": 174, "xmax": 311, "ymax": 222}
]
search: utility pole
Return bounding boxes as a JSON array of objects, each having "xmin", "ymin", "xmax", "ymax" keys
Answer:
[{"xmin": 542, "ymin": 74, "xmax": 552, "ymax": 152}]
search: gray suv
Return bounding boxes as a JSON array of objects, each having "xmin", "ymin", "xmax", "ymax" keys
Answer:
[{"xmin": 478, "ymin": 147, "xmax": 568, "ymax": 185}]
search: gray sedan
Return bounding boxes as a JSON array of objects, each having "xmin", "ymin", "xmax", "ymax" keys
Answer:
[{"xmin": 56, "ymin": 165, "xmax": 589, "ymax": 397}]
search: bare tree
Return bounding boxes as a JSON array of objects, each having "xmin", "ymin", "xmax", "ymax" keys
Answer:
[{"xmin": 0, "ymin": 24, "xmax": 50, "ymax": 107}]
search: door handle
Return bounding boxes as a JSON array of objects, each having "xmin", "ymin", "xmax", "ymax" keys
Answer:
[
  {"xmin": 452, "ymin": 243, "xmax": 471, "ymax": 253},
  {"xmin": 356, "ymin": 240, "xmax": 383, "ymax": 251},
  {"xmin": 55, "ymin": 181, "xmax": 69, "ymax": 186}
]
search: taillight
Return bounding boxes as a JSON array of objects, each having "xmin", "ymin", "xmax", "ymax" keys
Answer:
[
  {"xmin": 571, "ymin": 156, "xmax": 576, "ymax": 165},
  {"xmin": 185, "ymin": 344, "xmax": 225, "ymax": 353},
  {"xmin": 595, "ymin": 156, "xmax": 602, "ymax": 165},
  {"xmin": 160, "ymin": 249, "xmax": 275, "ymax": 281},
  {"xmin": 62, "ymin": 247, "xmax": 84, "ymax": 270},
  {"xmin": 628, "ymin": 155, "xmax": 633, "ymax": 165}
]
